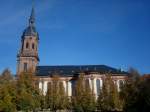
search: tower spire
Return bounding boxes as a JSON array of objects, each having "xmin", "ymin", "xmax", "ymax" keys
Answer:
[
  {"xmin": 29, "ymin": 0, "xmax": 35, "ymax": 26},
  {"xmin": 17, "ymin": 0, "xmax": 39, "ymax": 74},
  {"xmin": 22, "ymin": 0, "xmax": 39, "ymax": 37}
]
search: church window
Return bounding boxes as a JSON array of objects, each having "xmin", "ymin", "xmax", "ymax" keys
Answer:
[
  {"xmin": 59, "ymin": 82, "xmax": 64, "ymax": 92},
  {"xmin": 71, "ymin": 80, "xmax": 76, "ymax": 96},
  {"xmin": 47, "ymin": 82, "xmax": 52, "ymax": 93},
  {"xmin": 96, "ymin": 79, "xmax": 101, "ymax": 95},
  {"xmin": 26, "ymin": 43, "xmax": 29, "ymax": 49},
  {"xmin": 35, "ymin": 81, "xmax": 39, "ymax": 87},
  {"xmin": 32, "ymin": 43, "xmax": 35, "ymax": 49},
  {"xmin": 24, "ymin": 63, "xmax": 28, "ymax": 72},
  {"xmin": 119, "ymin": 80, "xmax": 124, "ymax": 90},
  {"xmin": 85, "ymin": 79, "xmax": 90, "ymax": 89}
]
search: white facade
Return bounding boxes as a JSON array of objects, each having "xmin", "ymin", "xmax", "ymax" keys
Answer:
[{"xmin": 37, "ymin": 74, "xmax": 126, "ymax": 97}]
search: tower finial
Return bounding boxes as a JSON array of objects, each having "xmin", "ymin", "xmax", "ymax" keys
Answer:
[
  {"xmin": 32, "ymin": 0, "xmax": 35, "ymax": 11},
  {"xmin": 29, "ymin": 0, "xmax": 35, "ymax": 26},
  {"xmin": 32, "ymin": 0, "xmax": 34, "ymax": 8}
]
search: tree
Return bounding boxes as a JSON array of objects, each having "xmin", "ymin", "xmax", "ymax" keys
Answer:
[
  {"xmin": 122, "ymin": 68, "xmax": 150, "ymax": 112},
  {"xmin": 137, "ymin": 78, "xmax": 150, "ymax": 112},
  {"xmin": 59, "ymin": 81, "xmax": 71, "ymax": 110},
  {"xmin": 0, "ymin": 69, "xmax": 17, "ymax": 112},
  {"xmin": 72, "ymin": 73, "xmax": 96, "ymax": 112},
  {"xmin": 121, "ymin": 68, "xmax": 141, "ymax": 112},
  {"xmin": 97, "ymin": 74, "xmax": 123, "ymax": 111},
  {"xmin": 46, "ymin": 74, "xmax": 70, "ymax": 111},
  {"xmin": 16, "ymin": 71, "xmax": 41, "ymax": 111}
]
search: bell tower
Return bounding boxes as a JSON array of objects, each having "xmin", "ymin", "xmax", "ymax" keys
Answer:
[{"xmin": 17, "ymin": 7, "xmax": 39, "ymax": 74}]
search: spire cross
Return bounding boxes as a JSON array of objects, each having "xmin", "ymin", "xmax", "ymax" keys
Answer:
[
  {"xmin": 29, "ymin": 0, "xmax": 35, "ymax": 27},
  {"xmin": 32, "ymin": 0, "xmax": 35, "ymax": 9}
]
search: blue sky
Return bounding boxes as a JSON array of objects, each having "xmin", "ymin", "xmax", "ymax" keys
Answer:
[{"xmin": 0, "ymin": 0, "xmax": 150, "ymax": 74}]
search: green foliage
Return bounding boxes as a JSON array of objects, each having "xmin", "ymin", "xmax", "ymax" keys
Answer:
[
  {"xmin": 0, "ymin": 69, "xmax": 17, "ymax": 112},
  {"xmin": 73, "ymin": 73, "xmax": 96, "ymax": 112},
  {"xmin": 16, "ymin": 71, "xmax": 41, "ymax": 111},
  {"xmin": 0, "ymin": 68, "xmax": 150, "ymax": 112},
  {"xmin": 45, "ymin": 74, "xmax": 70, "ymax": 111},
  {"xmin": 122, "ymin": 68, "xmax": 150, "ymax": 112},
  {"xmin": 138, "ymin": 78, "xmax": 150, "ymax": 112},
  {"xmin": 97, "ymin": 74, "xmax": 123, "ymax": 111},
  {"xmin": 59, "ymin": 82, "xmax": 71, "ymax": 110}
]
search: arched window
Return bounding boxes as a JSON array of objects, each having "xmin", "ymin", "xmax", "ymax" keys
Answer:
[
  {"xmin": 96, "ymin": 79, "xmax": 100, "ymax": 95},
  {"xmin": 32, "ymin": 43, "xmax": 35, "ymax": 49},
  {"xmin": 35, "ymin": 81, "xmax": 39, "ymax": 88},
  {"xmin": 24, "ymin": 63, "xmax": 27, "ymax": 72},
  {"xmin": 59, "ymin": 82, "xmax": 64, "ymax": 92},
  {"xmin": 119, "ymin": 80, "xmax": 124, "ymax": 90},
  {"xmin": 71, "ymin": 80, "xmax": 76, "ymax": 96},
  {"xmin": 47, "ymin": 82, "xmax": 52, "ymax": 95},
  {"xmin": 85, "ymin": 79, "xmax": 90, "ymax": 89},
  {"xmin": 26, "ymin": 43, "xmax": 29, "ymax": 49}
]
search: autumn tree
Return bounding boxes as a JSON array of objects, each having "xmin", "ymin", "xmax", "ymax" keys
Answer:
[
  {"xmin": 0, "ymin": 69, "xmax": 17, "ymax": 112},
  {"xmin": 59, "ymin": 81, "xmax": 71, "ymax": 110},
  {"xmin": 121, "ymin": 68, "xmax": 150, "ymax": 112},
  {"xmin": 16, "ymin": 71, "xmax": 41, "ymax": 111},
  {"xmin": 72, "ymin": 73, "xmax": 96, "ymax": 112},
  {"xmin": 97, "ymin": 74, "xmax": 123, "ymax": 111},
  {"xmin": 137, "ymin": 77, "xmax": 150, "ymax": 112},
  {"xmin": 46, "ymin": 74, "xmax": 70, "ymax": 111}
]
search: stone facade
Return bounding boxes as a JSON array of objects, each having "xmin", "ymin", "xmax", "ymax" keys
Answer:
[
  {"xmin": 17, "ymin": 8, "xmax": 39, "ymax": 74},
  {"xmin": 36, "ymin": 74, "xmax": 126, "ymax": 97}
]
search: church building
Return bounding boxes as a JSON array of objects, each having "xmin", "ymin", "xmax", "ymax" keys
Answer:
[{"xmin": 17, "ymin": 7, "xmax": 127, "ymax": 97}]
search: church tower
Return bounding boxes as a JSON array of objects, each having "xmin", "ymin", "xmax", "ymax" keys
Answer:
[{"xmin": 17, "ymin": 7, "xmax": 39, "ymax": 74}]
